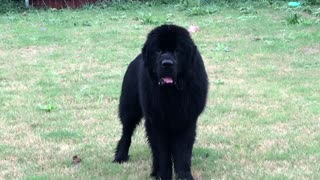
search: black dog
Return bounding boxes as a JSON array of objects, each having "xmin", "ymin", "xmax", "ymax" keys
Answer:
[{"xmin": 114, "ymin": 24, "xmax": 208, "ymax": 180}]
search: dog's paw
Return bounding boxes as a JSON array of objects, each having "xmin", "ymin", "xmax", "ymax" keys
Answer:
[
  {"xmin": 176, "ymin": 172, "xmax": 194, "ymax": 180},
  {"xmin": 113, "ymin": 155, "xmax": 129, "ymax": 163}
]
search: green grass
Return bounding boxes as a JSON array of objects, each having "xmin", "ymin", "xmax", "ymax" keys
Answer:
[{"xmin": 1, "ymin": 1, "xmax": 320, "ymax": 179}]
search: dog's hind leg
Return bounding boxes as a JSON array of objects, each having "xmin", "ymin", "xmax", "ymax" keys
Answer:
[
  {"xmin": 114, "ymin": 99, "xmax": 142, "ymax": 163},
  {"xmin": 114, "ymin": 63, "xmax": 142, "ymax": 163},
  {"xmin": 114, "ymin": 118, "xmax": 141, "ymax": 163}
]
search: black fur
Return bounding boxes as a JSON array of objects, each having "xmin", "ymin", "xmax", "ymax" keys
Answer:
[{"xmin": 114, "ymin": 24, "xmax": 208, "ymax": 180}]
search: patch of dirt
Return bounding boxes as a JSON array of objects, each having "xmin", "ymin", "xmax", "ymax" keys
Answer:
[
  {"xmin": 208, "ymin": 143, "xmax": 232, "ymax": 151},
  {"xmin": 0, "ymin": 48, "xmax": 6, "ymax": 56},
  {"xmin": 270, "ymin": 122, "xmax": 291, "ymax": 136},
  {"xmin": 300, "ymin": 45, "xmax": 320, "ymax": 55},
  {"xmin": 255, "ymin": 139, "xmax": 289, "ymax": 153},
  {"xmin": 201, "ymin": 33, "xmax": 243, "ymax": 43},
  {"xmin": 0, "ymin": 123, "xmax": 42, "ymax": 148},
  {"xmin": 192, "ymin": 170, "xmax": 203, "ymax": 180},
  {"xmin": 262, "ymin": 160, "xmax": 290, "ymax": 173},
  {"xmin": 18, "ymin": 45, "xmax": 59, "ymax": 63},
  {"xmin": 267, "ymin": 13, "xmax": 284, "ymax": 21},
  {"xmin": 0, "ymin": 80, "xmax": 28, "ymax": 92},
  {"xmin": 0, "ymin": 160, "xmax": 23, "ymax": 178},
  {"xmin": 199, "ymin": 121, "xmax": 234, "ymax": 137}
]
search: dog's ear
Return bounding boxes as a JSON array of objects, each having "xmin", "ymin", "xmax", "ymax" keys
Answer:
[
  {"xmin": 185, "ymin": 45, "xmax": 200, "ymax": 77},
  {"xmin": 191, "ymin": 45, "xmax": 197, "ymax": 63},
  {"xmin": 142, "ymin": 44, "xmax": 149, "ymax": 66},
  {"xmin": 188, "ymin": 44, "xmax": 198, "ymax": 68},
  {"xmin": 142, "ymin": 39, "xmax": 156, "ymax": 69},
  {"xmin": 142, "ymin": 30, "xmax": 157, "ymax": 68}
]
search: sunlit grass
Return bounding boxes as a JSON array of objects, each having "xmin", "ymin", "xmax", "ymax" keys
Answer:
[{"xmin": 0, "ymin": 2, "xmax": 319, "ymax": 179}]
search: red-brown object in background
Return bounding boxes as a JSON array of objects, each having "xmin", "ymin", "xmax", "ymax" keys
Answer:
[{"xmin": 30, "ymin": 0, "xmax": 98, "ymax": 9}]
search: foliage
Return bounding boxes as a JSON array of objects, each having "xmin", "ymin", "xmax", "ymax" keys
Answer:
[
  {"xmin": 0, "ymin": 0, "xmax": 24, "ymax": 14},
  {"xmin": 186, "ymin": 6, "xmax": 218, "ymax": 16},
  {"xmin": 136, "ymin": 12, "xmax": 160, "ymax": 24},
  {"xmin": 286, "ymin": 13, "xmax": 302, "ymax": 24}
]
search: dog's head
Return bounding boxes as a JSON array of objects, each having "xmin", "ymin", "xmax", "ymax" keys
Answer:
[{"xmin": 142, "ymin": 25, "xmax": 196, "ymax": 88}]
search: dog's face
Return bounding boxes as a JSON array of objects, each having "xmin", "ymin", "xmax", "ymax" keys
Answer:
[
  {"xmin": 142, "ymin": 25, "xmax": 196, "ymax": 87},
  {"xmin": 154, "ymin": 51, "xmax": 177, "ymax": 86}
]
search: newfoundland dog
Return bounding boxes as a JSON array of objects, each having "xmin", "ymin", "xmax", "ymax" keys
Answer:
[{"xmin": 114, "ymin": 24, "xmax": 208, "ymax": 180}]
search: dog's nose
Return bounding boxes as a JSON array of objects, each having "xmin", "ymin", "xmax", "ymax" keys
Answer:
[{"xmin": 161, "ymin": 59, "xmax": 173, "ymax": 68}]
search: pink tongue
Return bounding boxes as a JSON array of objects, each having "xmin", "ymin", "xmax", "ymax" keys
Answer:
[{"xmin": 162, "ymin": 77, "xmax": 173, "ymax": 84}]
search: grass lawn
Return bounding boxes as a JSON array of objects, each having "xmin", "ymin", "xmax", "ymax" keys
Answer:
[{"xmin": 0, "ymin": 2, "xmax": 319, "ymax": 179}]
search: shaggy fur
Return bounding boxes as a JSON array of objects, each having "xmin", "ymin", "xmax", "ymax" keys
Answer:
[{"xmin": 113, "ymin": 24, "xmax": 208, "ymax": 180}]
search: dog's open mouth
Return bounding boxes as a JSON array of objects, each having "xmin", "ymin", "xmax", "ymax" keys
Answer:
[{"xmin": 159, "ymin": 77, "xmax": 175, "ymax": 86}]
